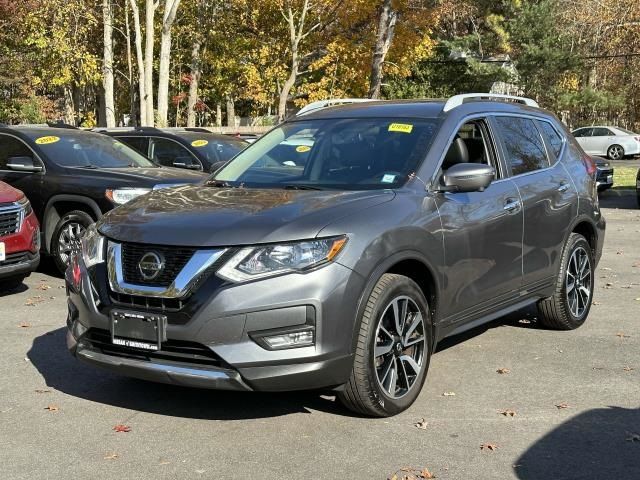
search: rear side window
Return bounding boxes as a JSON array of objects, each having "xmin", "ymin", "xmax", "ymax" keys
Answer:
[
  {"xmin": 116, "ymin": 136, "xmax": 149, "ymax": 156},
  {"xmin": 592, "ymin": 127, "xmax": 613, "ymax": 137},
  {"xmin": 537, "ymin": 121, "xmax": 564, "ymax": 158},
  {"xmin": 0, "ymin": 134, "xmax": 35, "ymax": 169},
  {"xmin": 495, "ymin": 116, "xmax": 550, "ymax": 176},
  {"xmin": 572, "ymin": 128, "xmax": 592, "ymax": 138}
]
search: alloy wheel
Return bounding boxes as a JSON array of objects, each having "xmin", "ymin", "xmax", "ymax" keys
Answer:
[
  {"xmin": 565, "ymin": 246, "xmax": 592, "ymax": 318},
  {"xmin": 608, "ymin": 145, "xmax": 623, "ymax": 160},
  {"xmin": 57, "ymin": 222, "xmax": 85, "ymax": 266},
  {"xmin": 374, "ymin": 295, "xmax": 427, "ymax": 399}
]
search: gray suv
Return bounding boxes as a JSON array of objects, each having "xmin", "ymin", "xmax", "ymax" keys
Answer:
[{"xmin": 65, "ymin": 94, "xmax": 605, "ymax": 417}]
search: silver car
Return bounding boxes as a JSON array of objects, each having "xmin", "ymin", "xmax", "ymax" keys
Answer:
[{"xmin": 572, "ymin": 126, "xmax": 640, "ymax": 160}]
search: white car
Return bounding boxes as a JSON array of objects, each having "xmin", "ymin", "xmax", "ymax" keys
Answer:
[{"xmin": 572, "ymin": 126, "xmax": 640, "ymax": 160}]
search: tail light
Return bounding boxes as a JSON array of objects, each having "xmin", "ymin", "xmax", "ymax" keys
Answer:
[{"xmin": 581, "ymin": 154, "xmax": 597, "ymax": 176}]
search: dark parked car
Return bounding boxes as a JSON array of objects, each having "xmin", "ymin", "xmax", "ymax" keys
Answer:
[
  {"xmin": 66, "ymin": 94, "xmax": 605, "ymax": 417},
  {"xmin": 0, "ymin": 181, "xmax": 39, "ymax": 289},
  {"xmin": 96, "ymin": 127, "xmax": 248, "ymax": 173},
  {"xmin": 0, "ymin": 125, "xmax": 206, "ymax": 273},
  {"xmin": 593, "ymin": 156, "xmax": 614, "ymax": 191},
  {"xmin": 636, "ymin": 167, "xmax": 640, "ymax": 207}
]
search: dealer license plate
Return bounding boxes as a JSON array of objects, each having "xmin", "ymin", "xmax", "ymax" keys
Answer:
[
  {"xmin": 0, "ymin": 242, "xmax": 5, "ymax": 262},
  {"xmin": 110, "ymin": 309, "xmax": 167, "ymax": 351}
]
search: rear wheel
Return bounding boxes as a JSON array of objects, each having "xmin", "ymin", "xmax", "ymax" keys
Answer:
[
  {"xmin": 537, "ymin": 233, "xmax": 594, "ymax": 330},
  {"xmin": 51, "ymin": 210, "xmax": 93, "ymax": 274},
  {"xmin": 607, "ymin": 144, "xmax": 624, "ymax": 160},
  {"xmin": 339, "ymin": 273, "xmax": 432, "ymax": 417}
]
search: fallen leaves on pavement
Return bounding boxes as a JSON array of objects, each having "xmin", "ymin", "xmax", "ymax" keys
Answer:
[
  {"xmin": 34, "ymin": 389, "xmax": 51, "ymax": 394},
  {"xmin": 480, "ymin": 443, "xmax": 498, "ymax": 451},
  {"xmin": 388, "ymin": 466, "xmax": 436, "ymax": 479},
  {"xmin": 442, "ymin": 391, "xmax": 456, "ymax": 396},
  {"xmin": 25, "ymin": 296, "xmax": 46, "ymax": 306},
  {"xmin": 112, "ymin": 424, "xmax": 131, "ymax": 433},
  {"xmin": 616, "ymin": 332, "xmax": 630, "ymax": 338},
  {"xmin": 18, "ymin": 322, "xmax": 31, "ymax": 328},
  {"xmin": 496, "ymin": 368, "xmax": 511, "ymax": 374},
  {"xmin": 413, "ymin": 418, "xmax": 428, "ymax": 430},
  {"xmin": 499, "ymin": 409, "xmax": 516, "ymax": 417},
  {"xmin": 104, "ymin": 453, "xmax": 119, "ymax": 460},
  {"xmin": 623, "ymin": 366, "xmax": 634, "ymax": 372},
  {"xmin": 555, "ymin": 403, "xmax": 570, "ymax": 409},
  {"xmin": 44, "ymin": 405, "xmax": 59, "ymax": 412}
]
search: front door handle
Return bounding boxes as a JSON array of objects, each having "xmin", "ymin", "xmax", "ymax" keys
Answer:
[
  {"xmin": 503, "ymin": 199, "xmax": 521, "ymax": 213},
  {"xmin": 557, "ymin": 182, "xmax": 570, "ymax": 193}
]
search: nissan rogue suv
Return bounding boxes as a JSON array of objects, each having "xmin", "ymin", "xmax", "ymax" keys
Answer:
[{"xmin": 66, "ymin": 94, "xmax": 605, "ymax": 417}]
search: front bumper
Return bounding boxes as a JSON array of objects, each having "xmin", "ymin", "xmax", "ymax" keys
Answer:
[
  {"xmin": 66, "ymin": 255, "xmax": 364, "ymax": 392},
  {"xmin": 0, "ymin": 212, "xmax": 40, "ymax": 279},
  {"xmin": 596, "ymin": 167, "xmax": 614, "ymax": 190}
]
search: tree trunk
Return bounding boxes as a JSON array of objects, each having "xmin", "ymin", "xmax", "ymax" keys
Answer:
[
  {"xmin": 124, "ymin": 0, "xmax": 136, "ymax": 126},
  {"xmin": 128, "ymin": 0, "xmax": 146, "ymax": 126},
  {"xmin": 226, "ymin": 96, "xmax": 235, "ymax": 127},
  {"xmin": 186, "ymin": 38, "xmax": 201, "ymax": 127},
  {"xmin": 144, "ymin": 0, "xmax": 156, "ymax": 125},
  {"xmin": 102, "ymin": 0, "xmax": 116, "ymax": 127},
  {"xmin": 157, "ymin": 0, "xmax": 181, "ymax": 127},
  {"xmin": 216, "ymin": 102, "xmax": 222, "ymax": 127},
  {"xmin": 278, "ymin": 66, "xmax": 296, "ymax": 123},
  {"xmin": 368, "ymin": 0, "xmax": 397, "ymax": 99}
]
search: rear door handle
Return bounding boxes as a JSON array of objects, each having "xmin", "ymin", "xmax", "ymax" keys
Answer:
[
  {"xmin": 503, "ymin": 199, "xmax": 521, "ymax": 213},
  {"xmin": 557, "ymin": 182, "xmax": 570, "ymax": 193}
]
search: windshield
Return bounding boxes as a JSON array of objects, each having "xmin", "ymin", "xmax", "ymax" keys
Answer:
[
  {"xmin": 181, "ymin": 133, "xmax": 247, "ymax": 162},
  {"xmin": 27, "ymin": 130, "xmax": 155, "ymax": 168},
  {"xmin": 212, "ymin": 118, "xmax": 438, "ymax": 190}
]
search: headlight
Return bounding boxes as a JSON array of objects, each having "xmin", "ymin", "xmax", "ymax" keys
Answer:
[
  {"xmin": 17, "ymin": 196, "xmax": 32, "ymax": 216},
  {"xmin": 217, "ymin": 236, "xmax": 348, "ymax": 283},
  {"xmin": 81, "ymin": 223, "xmax": 105, "ymax": 268},
  {"xmin": 105, "ymin": 187, "xmax": 151, "ymax": 205}
]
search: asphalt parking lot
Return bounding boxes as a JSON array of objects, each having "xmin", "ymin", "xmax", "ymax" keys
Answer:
[{"xmin": 1, "ymin": 193, "xmax": 638, "ymax": 480}]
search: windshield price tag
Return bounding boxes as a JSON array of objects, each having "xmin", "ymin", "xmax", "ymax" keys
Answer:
[
  {"xmin": 191, "ymin": 139, "xmax": 209, "ymax": 147},
  {"xmin": 388, "ymin": 123, "xmax": 413, "ymax": 134},
  {"xmin": 35, "ymin": 136, "xmax": 60, "ymax": 145}
]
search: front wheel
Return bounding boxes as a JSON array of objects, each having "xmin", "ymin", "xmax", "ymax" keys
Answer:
[
  {"xmin": 51, "ymin": 210, "xmax": 94, "ymax": 274},
  {"xmin": 339, "ymin": 273, "xmax": 432, "ymax": 417},
  {"xmin": 537, "ymin": 233, "xmax": 594, "ymax": 330}
]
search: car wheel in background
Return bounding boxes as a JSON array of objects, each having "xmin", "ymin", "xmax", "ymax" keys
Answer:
[
  {"xmin": 339, "ymin": 273, "xmax": 432, "ymax": 417},
  {"xmin": 51, "ymin": 210, "xmax": 93, "ymax": 274},
  {"xmin": 537, "ymin": 233, "xmax": 594, "ymax": 330},
  {"xmin": 607, "ymin": 144, "xmax": 624, "ymax": 160}
]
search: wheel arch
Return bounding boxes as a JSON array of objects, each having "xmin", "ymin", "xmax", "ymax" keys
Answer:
[
  {"xmin": 43, "ymin": 195, "xmax": 102, "ymax": 252},
  {"xmin": 350, "ymin": 251, "xmax": 441, "ymax": 353}
]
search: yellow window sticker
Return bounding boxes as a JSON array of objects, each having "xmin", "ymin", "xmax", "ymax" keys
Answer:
[
  {"xmin": 388, "ymin": 123, "xmax": 413, "ymax": 134},
  {"xmin": 35, "ymin": 136, "xmax": 60, "ymax": 145},
  {"xmin": 191, "ymin": 139, "xmax": 209, "ymax": 147},
  {"xmin": 296, "ymin": 145, "xmax": 311, "ymax": 153}
]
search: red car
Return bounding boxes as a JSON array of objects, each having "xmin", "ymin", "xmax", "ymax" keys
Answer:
[{"xmin": 0, "ymin": 181, "xmax": 40, "ymax": 290}]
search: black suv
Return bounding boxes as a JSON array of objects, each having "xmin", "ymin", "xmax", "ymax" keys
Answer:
[
  {"xmin": 96, "ymin": 127, "xmax": 247, "ymax": 173},
  {"xmin": 66, "ymin": 95, "xmax": 605, "ymax": 417},
  {"xmin": 0, "ymin": 125, "xmax": 206, "ymax": 273}
]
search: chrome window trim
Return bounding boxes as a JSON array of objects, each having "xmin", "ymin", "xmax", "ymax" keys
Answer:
[{"xmin": 107, "ymin": 241, "xmax": 226, "ymax": 298}]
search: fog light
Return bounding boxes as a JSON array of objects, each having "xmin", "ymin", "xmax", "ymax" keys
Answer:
[{"xmin": 262, "ymin": 329, "xmax": 314, "ymax": 350}]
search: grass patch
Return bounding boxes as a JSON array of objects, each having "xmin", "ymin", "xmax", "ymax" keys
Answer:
[{"xmin": 613, "ymin": 166, "xmax": 638, "ymax": 189}]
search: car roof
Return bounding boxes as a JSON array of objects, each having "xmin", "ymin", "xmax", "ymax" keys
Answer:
[
  {"xmin": 1, "ymin": 125, "xmax": 104, "ymax": 139},
  {"xmin": 294, "ymin": 98, "xmax": 548, "ymax": 121},
  {"xmin": 97, "ymin": 127, "xmax": 245, "ymax": 142}
]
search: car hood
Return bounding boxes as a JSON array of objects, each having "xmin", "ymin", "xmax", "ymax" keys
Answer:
[
  {"xmin": 0, "ymin": 181, "xmax": 22, "ymax": 203},
  {"xmin": 66, "ymin": 166, "xmax": 206, "ymax": 186},
  {"xmin": 98, "ymin": 185, "xmax": 395, "ymax": 246}
]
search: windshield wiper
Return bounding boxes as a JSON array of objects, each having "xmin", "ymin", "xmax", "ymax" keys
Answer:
[{"xmin": 282, "ymin": 184, "xmax": 324, "ymax": 191}]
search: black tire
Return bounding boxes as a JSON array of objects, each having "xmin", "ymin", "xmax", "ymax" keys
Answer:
[
  {"xmin": 338, "ymin": 273, "xmax": 433, "ymax": 417},
  {"xmin": 537, "ymin": 233, "xmax": 594, "ymax": 330},
  {"xmin": 607, "ymin": 144, "xmax": 624, "ymax": 160},
  {"xmin": 0, "ymin": 276, "xmax": 26, "ymax": 292},
  {"xmin": 51, "ymin": 210, "xmax": 94, "ymax": 274}
]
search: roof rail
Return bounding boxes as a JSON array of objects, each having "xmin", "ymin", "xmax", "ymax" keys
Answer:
[
  {"xmin": 296, "ymin": 98, "xmax": 379, "ymax": 116},
  {"xmin": 443, "ymin": 93, "xmax": 539, "ymax": 112},
  {"xmin": 46, "ymin": 121, "xmax": 78, "ymax": 129},
  {"xmin": 183, "ymin": 127, "xmax": 211, "ymax": 133}
]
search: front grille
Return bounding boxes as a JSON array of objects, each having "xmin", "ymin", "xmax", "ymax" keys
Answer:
[
  {"xmin": 121, "ymin": 243, "xmax": 196, "ymax": 287},
  {"xmin": 109, "ymin": 291, "xmax": 184, "ymax": 312},
  {"xmin": 83, "ymin": 328, "xmax": 224, "ymax": 368},
  {"xmin": 0, "ymin": 252, "xmax": 30, "ymax": 266},
  {"xmin": 0, "ymin": 204, "xmax": 21, "ymax": 236}
]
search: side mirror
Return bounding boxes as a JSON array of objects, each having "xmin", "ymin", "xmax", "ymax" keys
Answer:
[
  {"xmin": 172, "ymin": 156, "xmax": 201, "ymax": 170},
  {"xmin": 7, "ymin": 156, "xmax": 43, "ymax": 173},
  {"xmin": 440, "ymin": 163, "xmax": 495, "ymax": 193}
]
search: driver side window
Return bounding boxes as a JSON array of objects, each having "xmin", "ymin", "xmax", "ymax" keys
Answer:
[
  {"xmin": 0, "ymin": 134, "xmax": 36, "ymax": 170},
  {"xmin": 441, "ymin": 119, "xmax": 499, "ymax": 178}
]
